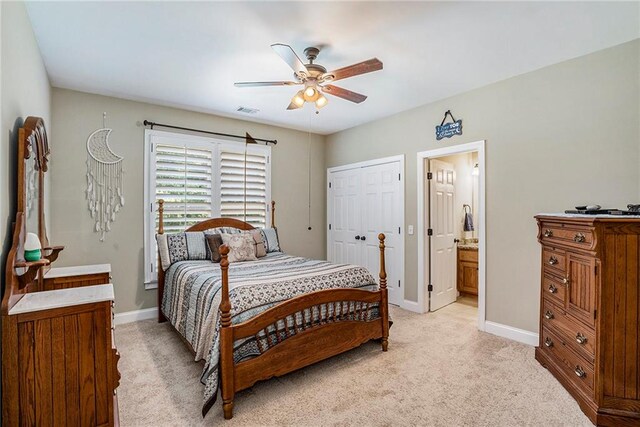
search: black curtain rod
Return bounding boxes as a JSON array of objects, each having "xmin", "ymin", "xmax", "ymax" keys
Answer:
[{"xmin": 143, "ymin": 120, "xmax": 277, "ymax": 145}]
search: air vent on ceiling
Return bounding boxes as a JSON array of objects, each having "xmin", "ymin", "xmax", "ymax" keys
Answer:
[{"xmin": 236, "ymin": 106, "xmax": 259, "ymax": 114}]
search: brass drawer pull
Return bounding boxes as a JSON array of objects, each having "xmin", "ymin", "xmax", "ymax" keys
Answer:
[
  {"xmin": 574, "ymin": 366, "xmax": 586, "ymax": 378},
  {"xmin": 544, "ymin": 337, "xmax": 554, "ymax": 347},
  {"xmin": 562, "ymin": 277, "xmax": 570, "ymax": 285},
  {"xmin": 576, "ymin": 333, "xmax": 587, "ymax": 345},
  {"xmin": 548, "ymin": 256, "xmax": 558, "ymax": 265},
  {"xmin": 573, "ymin": 233, "xmax": 586, "ymax": 243},
  {"xmin": 548, "ymin": 284, "xmax": 557, "ymax": 294},
  {"xmin": 543, "ymin": 229, "xmax": 553, "ymax": 237},
  {"xmin": 544, "ymin": 310, "xmax": 554, "ymax": 320}
]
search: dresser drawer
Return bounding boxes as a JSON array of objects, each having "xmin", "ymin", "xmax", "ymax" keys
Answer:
[
  {"xmin": 542, "ymin": 246, "xmax": 566, "ymax": 275},
  {"xmin": 539, "ymin": 222, "xmax": 595, "ymax": 251},
  {"xmin": 542, "ymin": 273, "xmax": 566, "ymax": 306},
  {"xmin": 542, "ymin": 299, "xmax": 595, "ymax": 362},
  {"xmin": 541, "ymin": 327, "xmax": 594, "ymax": 393}
]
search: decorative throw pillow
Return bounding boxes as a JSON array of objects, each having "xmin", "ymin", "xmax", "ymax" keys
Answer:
[
  {"xmin": 155, "ymin": 231, "xmax": 208, "ymax": 270},
  {"xmin": 260, "ymin": 227, "xmax": 281, "ymax": 253},
  {"xmin": 220, "ymin": 233, "xmax": 258, "ymax": 263},
  {"xmin": 204, "ymin": 227, "xmax": 241, "ymax": 258},
  {"xmin": 205, "ymin": 233, "xmax": 224, "ymax": 262},
  {"xmin": 248, "ymin": 230, "xmax": 267, "ymax": 258}
]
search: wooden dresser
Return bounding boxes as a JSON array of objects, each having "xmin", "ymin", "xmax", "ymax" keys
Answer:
[
  {"xmin": 535, "ymin": 214, "xmax": 640, "ymax": 426},
  {"xmin": 43, "ymin": 264, "xmax": 111, "ymax": 290},
  {"xmin": 2, "ymin": 265, "xmax": 120, "ymax": 426}
]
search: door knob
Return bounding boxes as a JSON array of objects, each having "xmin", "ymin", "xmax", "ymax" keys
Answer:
[
  {"xmin": 361, "ymin": 236, "xmax": 366, "ymax": 241},
  {"xmin": 355, "ymin": 235, "xmax": 361, "ymax": 240},
  {"xmin": 454, "ymin": 238, "xmax": 460, "ymax": 243}
]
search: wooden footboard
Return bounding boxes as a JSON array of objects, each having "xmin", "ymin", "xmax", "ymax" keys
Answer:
[{"xmin": 218, "ymin": 234, "xmax": 389, "ymax": 420}]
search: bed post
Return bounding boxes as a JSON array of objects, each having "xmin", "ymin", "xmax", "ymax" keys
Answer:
[
  {"xmin": 157, "ymin": 199, "xmax": 167, "ymax": 323},
  {"xmin": 378, "ymin": 233, "xmax": 389, "ymax": 352},
  {"xmin": 219, "ymin": 244, "xmax": 235, "ymax": 419},
  {"xmin": 271, "ymin": 200, "xmax": 276, "ymax": 228}
]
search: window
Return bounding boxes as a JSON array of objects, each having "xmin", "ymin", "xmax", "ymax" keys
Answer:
[{"xmin": 144, "ymin": 130, "xmax": 271, "ymax": 287}]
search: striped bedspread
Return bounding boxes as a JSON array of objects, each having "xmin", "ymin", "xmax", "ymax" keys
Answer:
[{"xmin": 161, "ymin": 252, "xmax": 379, "ymax": 416}]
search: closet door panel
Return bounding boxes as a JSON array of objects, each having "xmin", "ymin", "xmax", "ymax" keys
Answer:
[{"xmin": 329, "ymin": 169, "xmax": 362, "ymax": 265}]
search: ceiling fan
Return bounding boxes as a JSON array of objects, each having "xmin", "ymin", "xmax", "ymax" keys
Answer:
[{"xmin": 234, "ymin": 44, "xmax": 383, "ymax": 110}]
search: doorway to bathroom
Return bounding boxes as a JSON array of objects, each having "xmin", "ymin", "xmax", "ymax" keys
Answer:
[{"xmin": 416, "ymin": 140, "xmax": 486, "ymax": 331}]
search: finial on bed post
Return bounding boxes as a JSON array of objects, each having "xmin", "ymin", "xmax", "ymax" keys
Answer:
[
  {"xmin": 271, "ymin": 200, "xmax": 276, "ymax": 228},
  {"xmin": 158, "ymin": 199, "xmax": 165, "ymax": 235},
  {"xmin": 219, "ymin": 244, "xmax": 235, "ymax": 419},
  {"xmin": 378, "ymin": 233, "xmax": 389, "ymax": 352}
]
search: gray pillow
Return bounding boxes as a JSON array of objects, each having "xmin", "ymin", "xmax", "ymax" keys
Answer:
[
  {"xmin": 260, "ymin": 227, "xmax": 280, "ymax": 253},
  {"xmin": 156, "ymin": 231, "xmax": 208, "ymax": 270}
]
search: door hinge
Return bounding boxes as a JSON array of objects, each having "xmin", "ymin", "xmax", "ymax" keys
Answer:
[
  {"xmin": 329, "ymin": 224, "xmax": 332, "ymax": 230},
  {"xmin": 427, "ymin": 228, "xmax": 433, "ymax": 236},
  {"xmin": 427, "ymin": 172, "xmax": 433, "ymax": 180},
  {"xmin": 427, "ymin": 284, "xmax": 433, "ymax": 292},
  {"xmin": 398, "ymin": 227, "xmax": 401, "ymax": 234},
  {"xmin": 329, "ymin": 182, "xmax": 332, "ymax": 188},
  {"xmin": 398, "ymin": 280, "xmax": 401, "ymax": 288},
  {"xmin": 398, "ymin": 173, "xmax": 401, "ymax": 181}
]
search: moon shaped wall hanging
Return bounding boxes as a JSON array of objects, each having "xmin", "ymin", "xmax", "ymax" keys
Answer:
[{"xmin": 86, "ymin": 126, "xmax": 125, "ymax": 241}]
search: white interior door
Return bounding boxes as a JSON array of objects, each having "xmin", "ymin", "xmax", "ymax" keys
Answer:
[
  {"xmin": 329, "ymin": 168, "xmax": 362, "ymax": 265},
  {"xmin": 328, "ymin": 159, "xmax": 404, "ymax": 307},
  {"xmin": 360, "ymin": 162, "xmax": 402, "ymax": 306},
  {"xmin": 429, "ymin": 159, "xmax": 457, "ymax": 311}
]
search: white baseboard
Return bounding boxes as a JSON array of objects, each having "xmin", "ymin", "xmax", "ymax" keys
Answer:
[
  {"xmin": 401, "ymin": 299, "xmax": 424, "ymax": 313},
  {"xmin": 114, "ymin": 307, "xmax": 158, "ymax": 325},
  {"xmin": 484, "ymin": 320, "xmax": 539, "ymax": 346}
]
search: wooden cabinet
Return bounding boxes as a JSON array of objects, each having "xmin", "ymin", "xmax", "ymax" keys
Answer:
[
  {"xmin": 457, "ymin": 247, "xmax": 478, "ymax": 296},
  {"xmin": 535, "ymin": 215, "xmax": 640, "ymax": 426},
  {"xmin": 2, "ymin": 283, "xmax": 120, "ymax": 426}
]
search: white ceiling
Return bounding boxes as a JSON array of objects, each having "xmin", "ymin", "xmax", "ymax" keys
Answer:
[{"xmin": 26, "ymin": 1, "xmax": 639, "ymax": 135}]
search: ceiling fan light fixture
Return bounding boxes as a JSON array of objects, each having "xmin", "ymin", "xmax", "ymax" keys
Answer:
[
  {"xmin": 292, "ymin": 90, "xmax": 305, "ymax": 107},
  {"xmin": 315, "ymin": 93, "xmax": 328, "ymax": 108},
  {"xmin": 303, "ymin": 84, "xmax": 320, "ymax": 102}
]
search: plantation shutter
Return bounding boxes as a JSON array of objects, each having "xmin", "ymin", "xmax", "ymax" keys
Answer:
[
  {"xmin": 154, "ymin": 143, "xmax": 213, "ymax": 234},
  {"xmin": 220, "ymin": 148, "xmax": 268, "ymax": 228}
]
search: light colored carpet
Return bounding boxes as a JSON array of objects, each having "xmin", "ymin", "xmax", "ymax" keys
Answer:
[{"xmin": 116, "ymin": 303, "xmax": 591, "ymax": 426}]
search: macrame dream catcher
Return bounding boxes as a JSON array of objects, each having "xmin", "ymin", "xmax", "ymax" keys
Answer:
[{"xmin": 86, "ymin": 117, "xmax": 124, "ymax": 241}]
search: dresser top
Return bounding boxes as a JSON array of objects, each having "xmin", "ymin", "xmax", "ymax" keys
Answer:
[
  {"xmin": 9, "ymin": 284, "xmax": 114, "ymax": 315},
  {"xmin": 44, "ymin": 263, "xmax": 111, "ymax": 279},
  {"xmin": 536, "ymin": 213, "xmax": 640, "ymax": 221}
]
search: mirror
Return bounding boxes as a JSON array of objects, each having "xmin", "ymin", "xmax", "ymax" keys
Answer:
[{"xmin": 17, "ymin": 117, "xmax": 50, "ymax": 249}]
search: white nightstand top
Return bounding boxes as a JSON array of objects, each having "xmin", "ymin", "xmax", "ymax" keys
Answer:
[
  {"xmin": 44, "ymin": 263, "xmax": 111, "ymax": 279},
  {"xmin": 9, "ymin": 284, "xmax": 114, "ymax": 315}
]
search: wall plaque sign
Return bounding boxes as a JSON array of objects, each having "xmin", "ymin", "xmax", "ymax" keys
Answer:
[{"xmin": 436, "ymin": 110, "xmax": 463, "ymax": 140}]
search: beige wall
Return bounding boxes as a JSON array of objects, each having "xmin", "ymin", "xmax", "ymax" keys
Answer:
[
  {"xmin": 326, "ymin": 40, "xmax": 640, "ymax": 332},
  {"xmin": 50, "ymin": 88, "xmax": 326, "ymax": 313},
  {"xmin": 1, "ymin": 1, "xmax": 51, "ymax": 292}
]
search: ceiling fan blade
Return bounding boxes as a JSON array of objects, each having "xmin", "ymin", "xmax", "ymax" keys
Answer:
[
  {"xmin": 325, "ymin": 58, "xmax": 383, "ymax": 82},
  {"xmin": 322, "ymin": 85, "xmax": 368, "ymax": 103},
  {"xmin": 234, "ymin": 81, "xmax": 300, "ymax": 87},
  {"xmin": 271, "ymin": 43, "xmax": 308, "ymax": 76}
]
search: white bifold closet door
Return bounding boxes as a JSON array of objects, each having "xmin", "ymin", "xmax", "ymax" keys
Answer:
[{"xmin": 328, "ymin": 160, "xmax": 403, "ymax": 307}]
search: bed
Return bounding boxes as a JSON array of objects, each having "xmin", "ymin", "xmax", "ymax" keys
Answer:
[{"xmin": 156, "ymin": 200, "xmax": 390, "ymax": 419}]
